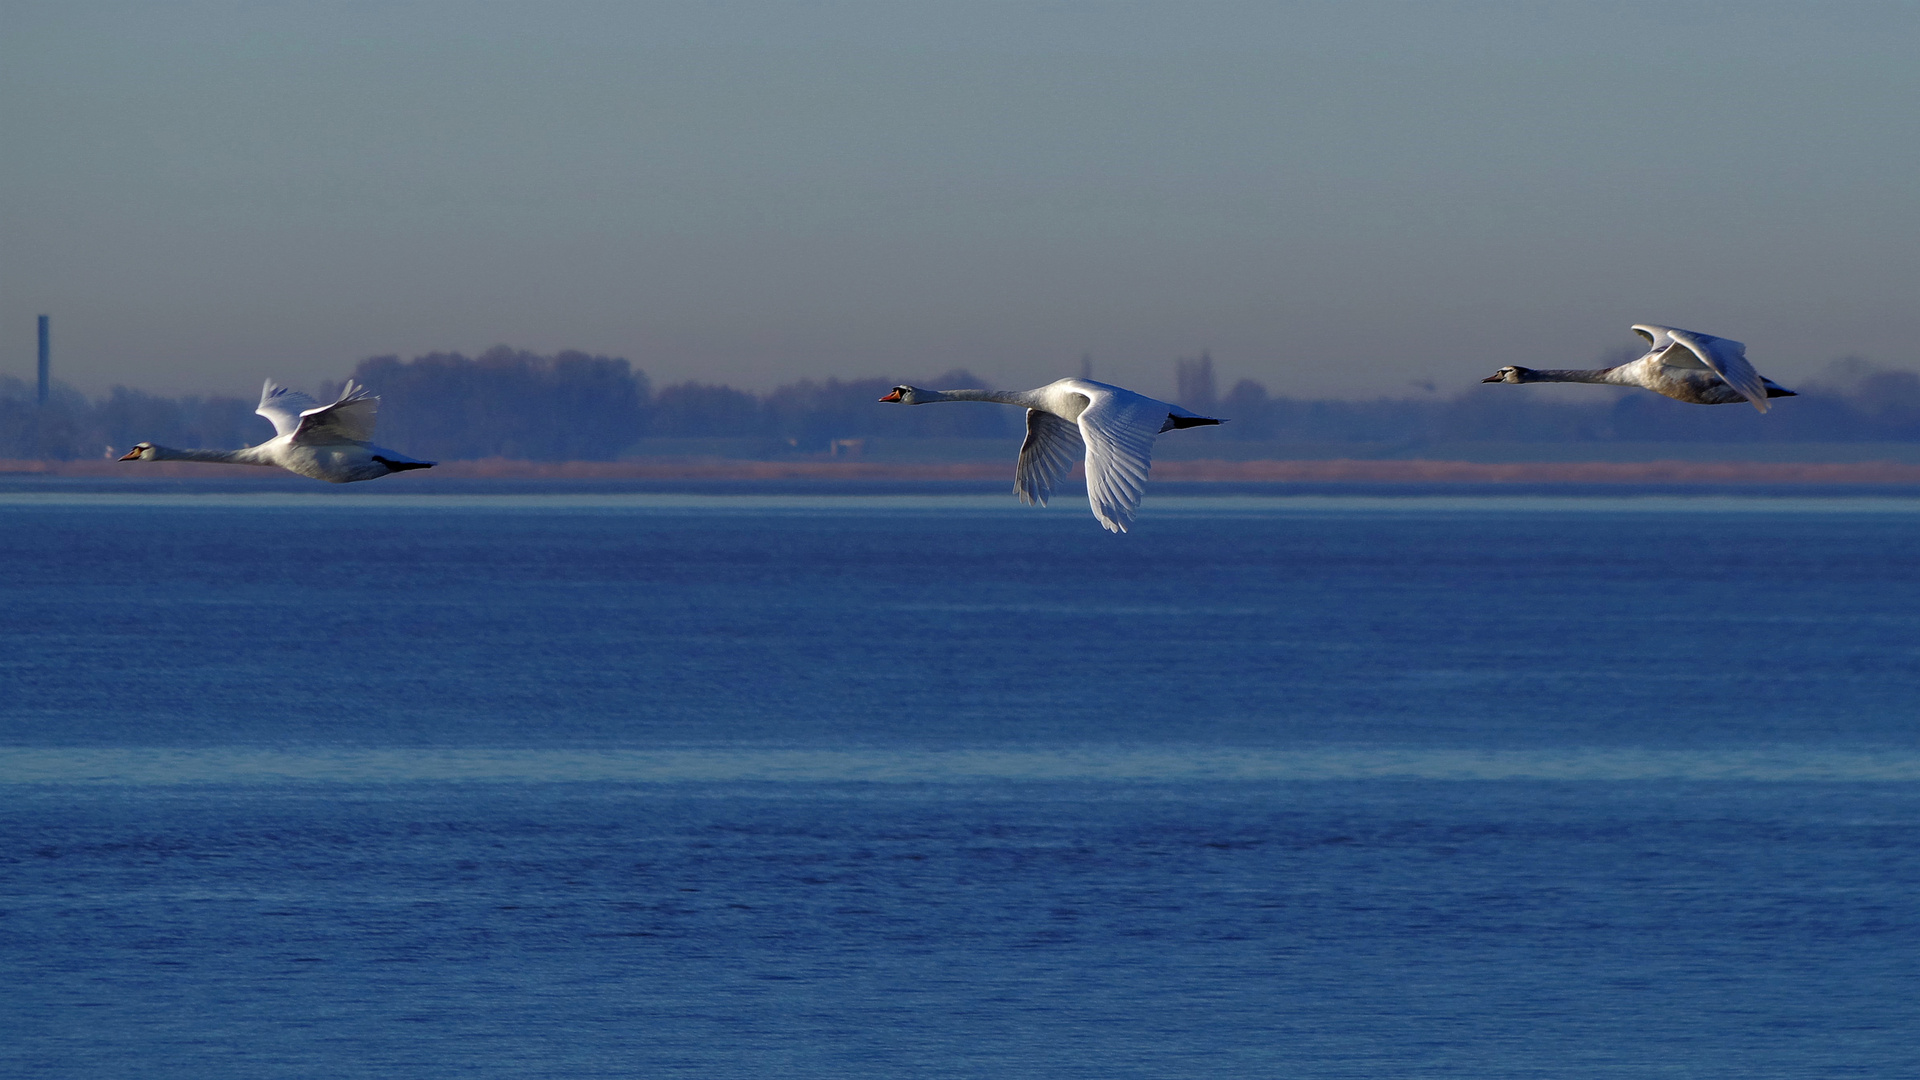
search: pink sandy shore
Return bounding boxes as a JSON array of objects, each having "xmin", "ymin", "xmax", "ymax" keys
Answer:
[{"xmin": 9, "ymin": 457, "xmax": 1920, "ymax": 485}]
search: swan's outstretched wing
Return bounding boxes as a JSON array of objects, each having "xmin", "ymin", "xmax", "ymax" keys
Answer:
[
  {"xmin": 291, "ymin": 380, "xmax": 381, "ymax": 444},
  {"xmin": 1015, "ymin": 409, "xmax": 1084, "ymax": 507},
  {"xmin": 1076, "ymin": 387, "xmax": 1165, "ymax": 533},
  {"xmin": 257, "ymin": 381, "xmax": 322, "ymax": 438},
  {"xmin": 1665, "ymin": 328, "xmax": 1769, "ymax": 413},
  {"xmin": 1631, "ymin": 324, "xmax": 1674, "ymax": 351}
]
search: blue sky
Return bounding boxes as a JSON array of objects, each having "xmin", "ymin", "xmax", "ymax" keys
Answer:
[{"xmin": 4, "ymin": 1, "xmax": 1917, "ymax": 399}]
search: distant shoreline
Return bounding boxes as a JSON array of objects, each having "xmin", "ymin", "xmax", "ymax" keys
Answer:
[{"xmin": 10, "ymin": 457, "xmax": 1920, "ymax": 486}]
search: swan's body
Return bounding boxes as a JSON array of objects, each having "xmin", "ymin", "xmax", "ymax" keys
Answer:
[
  {"xmin": 1483, "ymin": 324, "xmax": 1794, "ymax": 412},
  {"xmin": 120, "ymin": 380, "xmax": 435, "ymax": 483},
  {"xmin": 879, "ymin": 377, "xmax": 1220, "ymax": 532}
]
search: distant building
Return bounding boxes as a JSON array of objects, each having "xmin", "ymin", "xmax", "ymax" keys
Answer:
[{"xmin": 1176, "ymin": 351, "xmax": 1216, "ymax": 412}]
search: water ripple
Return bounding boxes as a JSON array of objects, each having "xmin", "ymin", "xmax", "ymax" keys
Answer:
[{"xmin": 5, "ymin": 745, "xmax": 1917, "ymax": 785}]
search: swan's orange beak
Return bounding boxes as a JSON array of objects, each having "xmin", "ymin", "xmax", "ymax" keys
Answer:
[
  {"xmin": 878, "ymin": 389, "xmax": 903, "ymax": 402},
  {"xmin": 118, "ymin": 448, "xmax": 143, "ymax": 460},
  {"xmin": 1481, "ymin": 374, "xmax": 1503, "ymax": 382}
]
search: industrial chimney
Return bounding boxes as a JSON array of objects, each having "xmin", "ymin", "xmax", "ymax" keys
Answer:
[{"xmin": 37, "ymin": 315, "xmax": 49, "ymax": 404}]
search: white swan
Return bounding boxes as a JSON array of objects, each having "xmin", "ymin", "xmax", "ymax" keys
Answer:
[
  {"xmin": 120, "ymin": 379, "xmax": 435, "ymax": 483},
  {"xmin": 880, "ymin": 378, "xmax": 1221, "ymax": 532},
  {"xmin": 1483, "ymin": 324, "xmax": 1795, "ymax": 412}
]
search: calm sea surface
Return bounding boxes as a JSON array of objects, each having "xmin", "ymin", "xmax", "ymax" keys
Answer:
[{"xmin": 3, "ymin": 484, "xmax": 1918, "ymax": 1077}]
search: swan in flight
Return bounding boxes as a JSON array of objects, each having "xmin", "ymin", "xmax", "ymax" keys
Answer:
[
  {"xmin": 1483, "ymin": 324, "xmax": 1795, "ymax": 412},
  {"xmin": 120, "ymin": 379, "xmax": 435, "ymax": 483},
  {"xmin": 879, "ymin": 378, "xmax": 1221, "ymax": 532}
]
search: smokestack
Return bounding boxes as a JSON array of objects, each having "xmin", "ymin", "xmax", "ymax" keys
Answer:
[{"xmin": 37, "ymin": 315, "xmax": 49, "ymax": 404}]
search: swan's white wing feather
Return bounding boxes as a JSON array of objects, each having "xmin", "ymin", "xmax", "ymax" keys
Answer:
[
  {"xmin": 1666, "ymin": 329, "xmax": 1768, "ymax": 412},
  {"xmin": 1631, "ymin": 324, "xmax": 1673, "ymax": 350},
  {"xmin": 291, "ymin": 380, "xmax": 380, "ymax": 444},
  {"xmin": 1076, "ymin": 387, "xmax": 1164, "ymax": 533},
  {"xmin": 1015, "ymin": 409, "xmax": 1083, "ymax": 507},
  {"xmin": 257, "ymin": 380, "xmax": 321, "ymax": 438}
]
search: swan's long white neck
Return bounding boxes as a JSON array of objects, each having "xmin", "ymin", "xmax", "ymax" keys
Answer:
[
  {"xmin": 925, "ymin": 388, "xmax": 1044, "ymax": 408},
  {"xmin": 1518, "ymin": 368, "xmax": 1620, "ymax": 385},
  {"xmin": 143, "ymin": 445, "xmax": 276, "ymax": 466}
]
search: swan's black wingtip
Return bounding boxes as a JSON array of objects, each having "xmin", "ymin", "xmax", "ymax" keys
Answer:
[{"xmin": 1165, "ymin": 415, "xmax": 1223, "ymax": 430}]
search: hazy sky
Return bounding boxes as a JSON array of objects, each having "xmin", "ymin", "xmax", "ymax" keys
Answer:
[{"xmin": 5, "ymin": 1, "xmax": 1918, "ymax": 400}]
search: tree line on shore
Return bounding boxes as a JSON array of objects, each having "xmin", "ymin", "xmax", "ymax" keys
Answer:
[{"xmin": 5, "ymin": 345, "xmax": 1920, "ymax": 461}]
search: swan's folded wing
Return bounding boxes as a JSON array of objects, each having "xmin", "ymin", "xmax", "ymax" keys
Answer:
[
  {"xmin": 292, "ymin": 380, "xmax": 381, "ymax": 444},
  {"xmin": 1015, "ymin": 409, "xmax": 1084, "ymax": 507},
  {"xmin": 1076, "ymin": 389, "xmax": 1164, "ymax": 533},
  {"xmin": 257, "ymin": 380, "xmax": 321, "ymax": 438},
  {"xmin": 1667, "ymin": 329, "xmax": 1768, "ymax": 412}
]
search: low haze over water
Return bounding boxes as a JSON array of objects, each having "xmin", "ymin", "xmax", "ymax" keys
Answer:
[{"xmin": 4, "ymin": 486, "xmax": 1918, "ymax": 1077}]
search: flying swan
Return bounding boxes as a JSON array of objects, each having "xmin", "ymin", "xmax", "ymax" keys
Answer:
[
  {"xmin": 120, "ymin": 379, "xmax": 435, "ymax": 483},
  {"xmin": 880, "ymin": 378, "xmax": 1221, "ymax": 533},
  {"xmin": 1482, "ymin": 324, "xmax": 1795, "ymax": 412}
]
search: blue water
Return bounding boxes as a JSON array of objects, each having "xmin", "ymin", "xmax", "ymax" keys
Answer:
[{"xmin": 3, "ymin": 487, "xmax": 1918, "ymax": 1076}]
